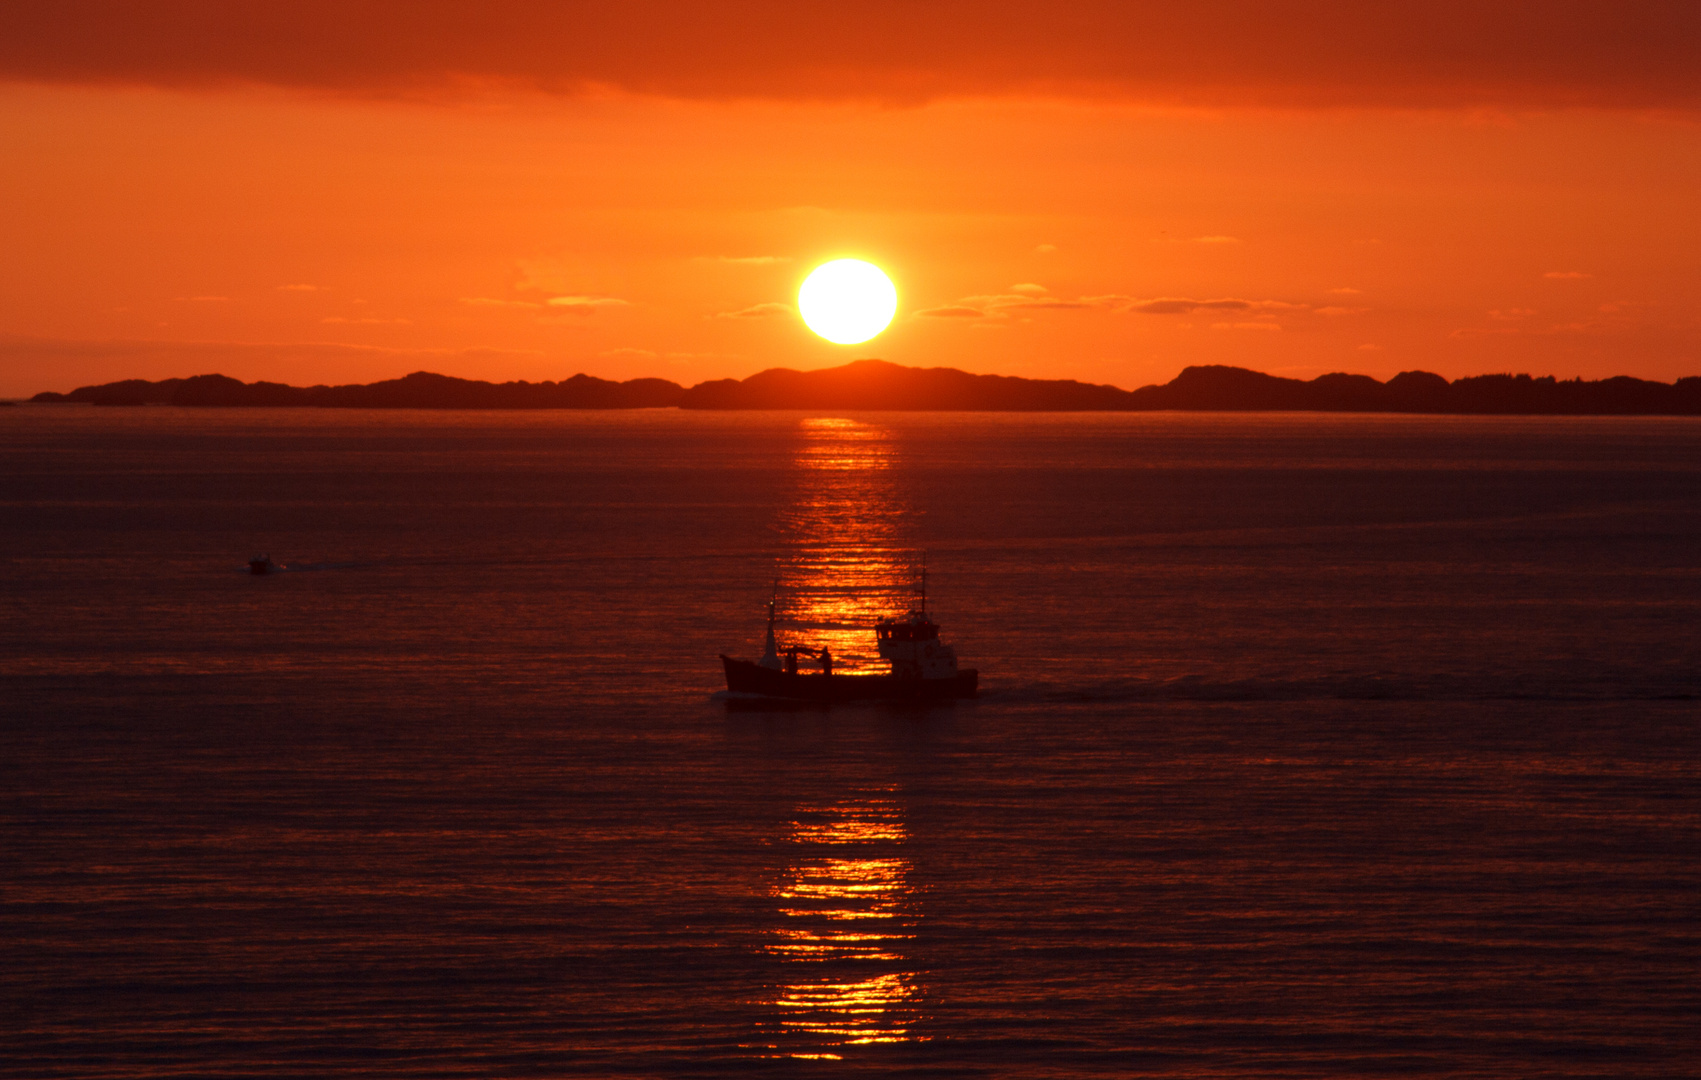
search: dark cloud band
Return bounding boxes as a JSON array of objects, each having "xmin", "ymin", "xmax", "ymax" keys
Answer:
[{"xmin": 3, "ymin": 1, "xmax": 1697, "ymax": 109}]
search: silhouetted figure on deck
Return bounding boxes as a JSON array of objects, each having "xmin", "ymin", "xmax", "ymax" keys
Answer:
[
  {"xmin": 820, "ymin": 647, "xmax": 833, "ymax": 676},
  {"xmin": 785, "ymin": 648, "xmax": 799, "ymax": 675}
]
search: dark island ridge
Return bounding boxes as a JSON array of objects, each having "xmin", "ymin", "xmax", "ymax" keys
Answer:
[{"xmin": 26, "ymin": 359, "xmax": 1701, "ymax": 415}]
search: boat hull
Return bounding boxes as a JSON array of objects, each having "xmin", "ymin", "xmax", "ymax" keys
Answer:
[{"xmin": 720, "ymin": 655, "xmax": 977, "ymax": 702}]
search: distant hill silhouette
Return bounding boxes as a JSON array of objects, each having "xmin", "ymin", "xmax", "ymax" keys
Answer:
[
  {"xmin": 678, "ymin": 360, "xmax": 1133, "ymax": 410},
  {"xmin": 31, "ymin": 371, "xmax": 685, "ymax": 409},
  {"xmin": 682, "ymin": 360, "xmax": 1701, "ymax": 414},
  {"xmin": 1121, "ymin": 364, "xmax": 1701, "ymax": 414},
  {"xmin": 28, "ymin": 360, "xmax": 1701, "ymax": 414}
]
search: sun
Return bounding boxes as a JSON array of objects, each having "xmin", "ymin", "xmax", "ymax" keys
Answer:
[{"xmin": 798, "ymin": 259, "xmax": 897, "ymax": 345}]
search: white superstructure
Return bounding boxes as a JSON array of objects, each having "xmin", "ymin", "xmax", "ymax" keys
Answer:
[{"xmin": 875, "ymin": 609, "xmax": 960, "ymax": 680}]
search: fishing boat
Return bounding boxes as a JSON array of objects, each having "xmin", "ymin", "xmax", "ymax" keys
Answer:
[
  {"xmin": 719, "ymin": 580, "xmax": 978, "ymax": 702},
  {"xmin": 248, "ymin": 554, "xmax": 277, "ymax": 575}
]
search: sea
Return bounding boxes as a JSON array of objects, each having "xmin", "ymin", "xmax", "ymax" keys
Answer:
[{"xmin": 3, "ymin": 406, "xmax": 1698, "ymax": 1077}]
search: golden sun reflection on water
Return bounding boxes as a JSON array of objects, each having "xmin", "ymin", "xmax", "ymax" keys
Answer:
[
  {"xmin": 774, "ymin": 418, "xmax": 917, "ymax": 673},
  {"xmin": 761, "ymin": 797, "xmax": 924, "ymax": 1056},
  {"xmin": 750, "ymin": 421, "xmax": 926, "ymax": 1056}
]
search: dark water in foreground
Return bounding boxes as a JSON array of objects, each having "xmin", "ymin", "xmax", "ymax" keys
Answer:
[{"xmin": 3, "ymin": 407, "xmax": 1699, "ymax": 1077}]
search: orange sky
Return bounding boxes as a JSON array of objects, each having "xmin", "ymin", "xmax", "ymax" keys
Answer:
[{"xmin": 2, "ymin": 2, "xmax": 1697, "ymax": 396}]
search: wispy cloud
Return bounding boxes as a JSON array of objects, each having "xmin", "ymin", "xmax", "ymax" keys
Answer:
[
  {"xmin": 662, "ymin": 351, "xmax": 741, "ymax": 363},
  {"xmin": 1129, "ymin": 297, "xmax": 1305, "ymax": 315},
  {"xmin": 1452, "ymin": 321, "xmax": 1597, "ymax": 338},
  {"xmin": 172, "ymin": 295, "xmax": 230, "ymax": 302},
  {"xmin": 707, "ymin": 255, "xmax": 792, "ymax": 265},
  {"xmin": 924, "ymin": 288, "xmax": 1324, "ymax": 322},
  {"xmin": 1212, "ymin": 321, "xmax": 1282, "ymax": 331},
  {"xmin": 717, "ymin": 301, "xmax": 792, "ymax": 319},
  {"xmin": 1034, "ymin": 244, "xmax": 1058, "ymax": 254},
  {"xmin": 1015, "ymin": 299, "xmax": 1094, "ymax": 310},
  {"xmin": 321, "ymin": 316, "xmax": 410, "ymax": 325},
  {"xmin": 460, "ymin": 297, "xmax": 541, "ymax": 309},
  {"xmin": 1544, "ymin": 270, "xmax": 1592, "ymax": 279},
  {"xmin": 4, "ymin": 332, "xmax": 539, "ymax": 359},
  {"xmin": 1192, "ymin": 235, "xmax": 1241, "ymax": 244},
  {"xmin": 602, "ymin": 347, "xmax": 741, "ymax": 366},
  {"xmin": 935, "ymin": 292, "xmax": 1116, "ymax": 317},
  {"xmin": 545, "ymin": 295, "xmax": 630, "ymax": 314},
  {"xmin": 1131, "ymin": 297, "xmax": 1249, "ymax": 314},
  {"xmin": 916, "ymin": 305, "xmax": 987, "ymax": 319},
  {"xmin": 276, "ymin": 284, "xmax": 321, "ymax": 292},
  {"xmin": 1329, "ymin": 287, "xmax": 1362, "ymax": 295},
  {"xmin": 1598, "ymin": 299, "xmax": 1654, "ymax": 314}
]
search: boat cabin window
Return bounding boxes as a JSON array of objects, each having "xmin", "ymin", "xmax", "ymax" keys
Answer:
[{"xmin": 876, "ymin": 622, "xmax": 939, "ymax": 642}]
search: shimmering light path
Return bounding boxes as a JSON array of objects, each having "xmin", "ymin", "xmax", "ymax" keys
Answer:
[
  {"xmin": 764, "ymin": 796, "xmax": 921, "ymax": 1057},
  {"xmin": 774, "ymin": 417, "xmax": 920, "ymax": 673}
]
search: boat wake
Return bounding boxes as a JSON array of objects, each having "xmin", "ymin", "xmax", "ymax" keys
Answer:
[
  {"xmin": 237, "ymin": 560, "xmax": 371, "ymax": 575},
  {"xmin": 993, "ymin": 671, "xmax": 1699, "ymax": 704}
]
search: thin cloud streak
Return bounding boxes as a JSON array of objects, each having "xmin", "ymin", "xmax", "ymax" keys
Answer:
[
  {"xmin": 717, "ymin": 301, "xmax": 792, "ymax": 319},
  {"xmin": 916, "ymin": 305, "xmax": 987, "ymax": 319},
  {"xmin": 461, "ymin": 297, "xmax": 542, "ymax": 309},
  {"xmin": 545, "ymin": 295, "xmax": 630, "ymax": 314},
  {"xmin": 711, "ymin": 255, "xmax": 792, "ymax": 265},
  {"xmin": 1133, "ymin": 297, "xmax": 1259, "ymax": 315}
]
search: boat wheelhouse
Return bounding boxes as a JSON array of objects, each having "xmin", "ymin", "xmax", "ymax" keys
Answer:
[{"xmin": 873, "ymin": 609, "xmax": 962, "ymax": 682}]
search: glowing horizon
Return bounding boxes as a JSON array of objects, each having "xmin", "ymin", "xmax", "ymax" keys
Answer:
[{"xmin": 2, "ymin": 5, "xmax": 1698, "ymax": 396}]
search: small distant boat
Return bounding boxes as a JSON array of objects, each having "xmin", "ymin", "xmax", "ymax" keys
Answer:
[
  {"xmin": 249, "ymin": 554, "xmax": 277, "ymax": 575},
  {"xmin": 720, "ymin": 575, "xmax": 978, "ymax": 703}
]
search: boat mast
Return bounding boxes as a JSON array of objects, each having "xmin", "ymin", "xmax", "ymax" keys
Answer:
[{"xmin": 760, "ymin": 580, "xmax": 781, "ymax": 668}]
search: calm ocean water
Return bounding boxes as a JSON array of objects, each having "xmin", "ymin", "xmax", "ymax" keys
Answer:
[{"xmin": 3, "ymin": 406, "xmax": 1698, "ymax": 1077}]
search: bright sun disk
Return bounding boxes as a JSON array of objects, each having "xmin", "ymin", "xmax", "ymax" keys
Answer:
[{"xmin": 798, "ymin": 259, "xmax": 897, "ymax": 345}]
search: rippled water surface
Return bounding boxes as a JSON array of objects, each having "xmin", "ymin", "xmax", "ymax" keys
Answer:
[{"xmin": 3, "ymin": 407, "xmax": 1699, "ymax": 1076}]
